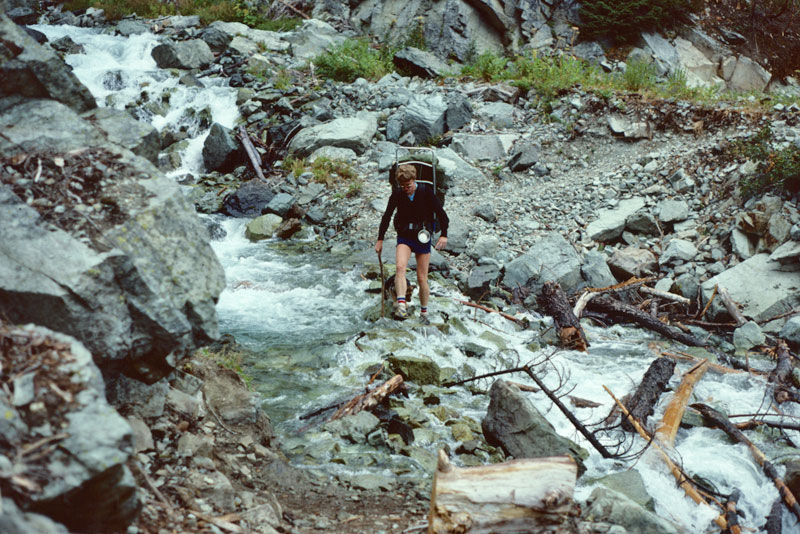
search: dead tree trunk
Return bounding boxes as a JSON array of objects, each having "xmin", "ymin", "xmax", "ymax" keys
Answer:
[
  {"xmin": 238, "ymin": 126, "xmax": 267, "ymax": 182},
  {"xmin": 539, "ymin": 281, "xmax": 589, "ymax": 352},
  {"xmin": 429, "ymin": 450, "xmax": 578, "ymax": 533},
  {"xmin": 765, "ymin": 498, "xmax": 783, "ymax": 534},
  {"xmin": 622, "ymin": 356, "xmax": 676, "ymax": 432},
  {"xmin": 769, "ymin": 341, "xmax": 799, "ymax": 404},
  {"xmin": 656, "ymin": 360, "xmax": 708, "ymax": 445},
  {"xmin": 588, "ymin": 295, "xmax": 705, "ymax": 347},
  {"xmin": 692, "ymin": 403, "xmax": 800, "ymax": 523},
  {"xmin": 723, "ymin": 490, "xmax": 743, "ymax": 534},
  {"xmin": 328, "ymin": 375, "xmax": 404, "ymax": 422}
]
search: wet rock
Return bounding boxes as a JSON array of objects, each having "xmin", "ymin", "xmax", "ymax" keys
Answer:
[
  {"xmin": 388, "ymin": 355, "xmax": 442, "ymax": 385},
  {"xmin": 222, "ymin": 180, "xmax": 276, "ymax": 217},
  {"xmin": 482, "ymin": 380, "xmax": 587, "ymax": 476},
  {"xmin": 592, "ymin": 470, "xmax": 654, "ymax": 511},
  {"xmin": 582, "ymin": 487, "xmax": 680, "ymax": 534},
  {"xmin": 276, "ymin": 218, "xmax": 302, "ymax": 239},
  {"xmin": 151, "ymin": 39, "xmax": 214, "ymax": 70},
  {"xmin": 203, "ymin": 122, "xmax": 242, "ymax": 173},
  {"xmin": 503, "ymin": 232, "xmax": 583, "ymax": 294},
  {"xmin": 324, "ymin": 411, "xmax": 381, "ymax": 444},
  {"xmin": 733, "ymin": 320, "xmax": 766, "ymax": 351}
]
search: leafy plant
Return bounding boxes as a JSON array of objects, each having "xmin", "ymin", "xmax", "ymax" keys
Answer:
[
  {"xmin": 310, "ymin": 157, "xmax": 358, "ymax": 186},
  {"xmin": 197, "ymin": 347, "xmax": 253, "ymax": 388},
  {"xmin": 460, "ymin": 51, "xmax": 508, "ymax": 82},
  {"xmin": 621, "ymin": 58, "xmax": 658, "ymax": 91},
  {"xmin": 312, "ymin": 38, "xmax": 392, "ymax": 82},
  {"xmin": 730, "ymin": 126, "xmax": 800, "ymax": 197}
]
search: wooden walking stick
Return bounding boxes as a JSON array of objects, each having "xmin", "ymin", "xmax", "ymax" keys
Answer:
[{"xmin": 378, "ymin": 250, "xmax": 385, "ymax": 318}]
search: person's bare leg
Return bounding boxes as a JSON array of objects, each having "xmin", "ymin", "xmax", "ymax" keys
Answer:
[
  {"xmin": 416, "ymin": 252, "xmax": 430, "ymax": 309},
  {"xmin": 395, "ymin": 244, "xmax": 412, "ymax": 308}
]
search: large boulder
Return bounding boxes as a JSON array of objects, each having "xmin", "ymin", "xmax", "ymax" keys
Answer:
[
  {"xmin": 701, "ymin": 254, "xmax": 800, "ymax": 325},
  {"xmin": 288, "ymin": 111, "xmax": 378, "ymax": 157},
  {"xmin": 502, "ymin": 232, "xmax": 583, "ymax": 294},
  {"xmin": 393, "ymin": 46, "xmax": 452, "ymax": 78},
  {"xmin": 83, "ymin": 107, "xmax": 160, "ymax": 165},
  {"xmin": 203, "ymin": 122, "xmax": 242, "ymax": 173},
  {"xmin": 0, "ymin": 15, "xmax": 96, "ymax": 113},
  {"xmin": 222, "ymin": 180, "xmax": 276, "ymax": 217},
  {"xmin": 482, "ymin": 380, "xmax": 587, "ymax": 475},
  {"xmin": 586, "ymin": 198, "xmax": 646, "ymax": 242},
  {"xmin": 0, "ymin": 101, "xmax": 225, "ymax": 382},
  {"xmin": 0, "ymin": 323, "xmax": 138, "ymax": 532},
  {"xmin": 151, "ymin": 39, "xmax": 214, "ymax": 70},
  {"xmin": 582, "ymin": 487, "xmax": 681, "ymax": 534},
  {"xmin": 403, "ymin": 93, "xmax": 449, "ymax": 144}
]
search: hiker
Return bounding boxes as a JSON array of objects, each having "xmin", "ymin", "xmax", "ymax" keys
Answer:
[{"xmin": 375, "ymin": 164, "xmax": 449, "ymax": 323}]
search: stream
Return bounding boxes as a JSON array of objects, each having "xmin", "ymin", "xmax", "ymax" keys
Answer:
[{"xmin": 34, "ymin": 22, "xmax": 797, "ymax": 533}]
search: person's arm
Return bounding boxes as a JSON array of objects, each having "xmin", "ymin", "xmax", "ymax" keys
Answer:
[
  {"xmin": 376, "ymin": 191, "xmax": 398, "ymax": 253},
  {"xmin": 431, "ymin": 188, "xmax": 448, "ymax": 250}
]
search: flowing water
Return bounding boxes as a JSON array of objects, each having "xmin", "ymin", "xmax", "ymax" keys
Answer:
[{"xmin": 33, "ymin": 23, "xmax": 798, "ymax": 533}]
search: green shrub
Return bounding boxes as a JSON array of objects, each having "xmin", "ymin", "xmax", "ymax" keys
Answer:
[
  {"xmin": 509, "ymin": 53, "xmax": 603, "ymax": 98},
  {"xmin": 731, "ymin": 126, "xmax": 800, "ymax": 197},
  {"xmin": 460, "ymin": 51, "xmax": 508, "ymax": 82},
  {"xmin": 311, "ymin": 38, "xmax": 391, "ymax": 82},
  {"xmin": 579, "ymin": 0, "xmax": 699, "ymax": 43},
  {"xmin": 621, "ymin": 58, "xmax": 658, "ymax": 91}
]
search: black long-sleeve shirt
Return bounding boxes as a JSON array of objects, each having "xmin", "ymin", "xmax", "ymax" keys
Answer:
[{"xmin": 378, "ymin": 182, "xmax": 449, "ymax": 240}]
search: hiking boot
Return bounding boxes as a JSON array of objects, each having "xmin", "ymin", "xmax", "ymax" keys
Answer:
[
  {"xmin": 394, "ymin": 304, "xmax": 408, "ymax": 319},
  {"xmin": 420, "ymin": 313, "xmax": 431, "ymax": 325}
]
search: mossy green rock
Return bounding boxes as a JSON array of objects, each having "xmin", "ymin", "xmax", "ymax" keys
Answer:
[
  {"xmin": 388, "ymin": 355, "xmax": 441, "ymax": 385},
  {"xmin": 245, "ymin": 213, "xmax": 282, "ymax": 241}
]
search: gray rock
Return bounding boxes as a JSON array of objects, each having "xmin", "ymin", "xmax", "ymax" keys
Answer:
[
  {"xmin": 107, "ymin": 375, "xmax": 169, "ymax": 418},
  {"xmin": 701, "ymin": 254, "xmax": 800, "ymax": 323},
  {"xmin": 116, "ymin": 19, "xmax": 150, "ymax": 36},
  {"xmin": 573, "ymin": 41, "xmax": 606, "ymax": 66},
  {"xmin": 222, "ymin": 180, "xmax": 276, "ymax": 218},
  {"xmin": 582, "ymin": 487, "xmax": 680, "ymax": 534},
  {"xmin": 325, "ymin": 411, "xmax": 381, "ymax": 444},
  {"xmin": 83, "ymin": 107, "xmax": 159, "ymax": 165},
  {"xmin": 780, "ymin": 316, "xmax": 800, "ymax": 347},
  {"xmin": 0, "ymin": 15, "xmax": 96, "ymax": 113},
  {"xmin": 607, "ymin": 115, "xmax": 652, "ymax": 139},
  {"xmin": 446, "ymin": 93, "xmax": 473, "ymax": 131},
  {"xmin": 0, "ymin": 497, "xmax": 69, "ymax": 534},
  {"xmin": 587, "ymin": 198, "xmax": 646, "ymax": 242},
  {"xmin": 285, "ymin": 19, "xmax": 343, "ymax": 60},
  {"xmin": 264, "ymin": 192, "xmax": 295, "ymax": 217},
  {"xmin": 503, "ymin": 232, "xmax": 583, "ymax": 294},
  {"xmin": 452, "ymin": 133, "xmax": 516, "ymax": 162},
  {"xmin": 592, "ymin": 470, "xmax": 654, "ymax": 511},
  {"xmin": 667, "ymin": 168, "xmax": 696, "ymax": 193},
  {"xmin": 642, "ymin": 32, "xmax": 680, "ymax": 77},
  {"xmin": 403, "ymin": 94, "xmax": 448, "ymax": 143},
  {"xmin": 507, "ymin": 140, "xmax": 541, "ymax": 172},
  {"xmin": 730, "ymin": 228, "xmax": 755, "ymax": 260},
  {"xmin": 608, "ymin": 247, "xmax": 658, "ymax": 279},
  {"xmin": 582, "ymin": 251, "xmax": 617, "ymax": 288},
  {"xmin": 288, "ymin": 112, "xmax": 378, "ymax": 157},
  {"xmin": 469, "ymin": 234, "xmax": 501, "ymax": 260},
  {"xmin": 203, "ymin": 122, "xmax": 242, "ymax": 173},
  {"xmin": 769, "ymin": 240, "xmax": 800, "ymax": 265},
  {"xmin": 673, "ymin": 272, "xmax": 699, "ymax": 299},
  {"xmin": 393, "ymin": 47, "xmax": 452, "ymax": 78},
  {"xmin": 733, "ymin": 320, "xmax": 766, "ymax": 351},
  {"xmin": 729, "ymin": 55, "xmax": 772, "ymax": 93},
  {"xmin": 658, "ymin": 199, "xmax": 690, "ymax": 223},
  {"xmin": 151, "ymin": 39, "xmax": 214, "ymax": 70},
  {"xmin": 199, "ymin": 25, "xmax": 232, "ymax": 53},
  {"xmin": 660, "ymin": 239, "xmax": 697, "ymax": 264},
  {"xmin": 482, "ymin": 380, "xmax": 587, "ymax": 476},
  {"xmin": 473, "ymin": 203, "xmax": 497, "ymax": 223},
  {"xmin": 388, "ymin": 355, "xmax": 442, "ymax": 385},
  {"xmin": 626, "ymin": 210, "xmax": 660, "ymax": 235},
  {"xmin": 245, "ymin": 214, "xmax": 283, "ymax": 241},
  {"xmin": 464, "ymin": 264, "xmax": 502, "ymax": 300},
  {"xmin": 309, "ymin": 145, "xmax": 357, "ymax": 162},
  {"xmin": 475, "ymin": 101, "xmax": 515, "ymax": 129}
]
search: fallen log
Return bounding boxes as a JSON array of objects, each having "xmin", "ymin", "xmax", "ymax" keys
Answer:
[
  {"xmin": 661, "ymin": 351, "xmax": 743, "ymax": 375},
  {"xmin": 328, "ymin": 374, "xmax": 404, "ymax": 422},
  {"xmin": 718, "ymin": 286, "xmax": 746, "ymax": 326},
  {"xmin": 587, "ymin": 295, "xmax": 705, "ymax": 347},
  {"xmin": 723, "ymin": 490, "xmax": 742, "ymax": 534},
  {"xmin": 621, "ymin": 356, "xmax": 676, "ymax": 432},
  {"xmin": 765, "ymin": 497, "xmax": 783, "ymax": 534},
  {"xmin": 238, "ymin": 126, "xmax": 267, "ymax": 182},
  {"xmin": 539, "ymin": 281, "xmax": 588, "ymax": 352},
  {"xmin": 768, "ymin": 341, "xmax": 799, "ymax": 404},
  {"xmin": 691, "ymin": 403, "xmax": 800, "ymax": 523},
  {"xmin": 603, "ymin": 386, "xmax": 727, "ymax": 529},
  {"xmin": 639, "ymin": 286, "xmax": 691, "ymax": 307},
  {"xmin": 656, "ymin": 360, "xmax": 708, "ymax": 445},
  {"xmin": 456, "ymin": 300, "xmax": 525, "ymax": 325},
  {"xmin": 428, "ymin": 450, "xmax": 578, "ymax": 533}
]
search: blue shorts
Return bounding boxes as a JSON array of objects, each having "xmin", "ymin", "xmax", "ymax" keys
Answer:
[{"xmin": 398, "ymin": 236, "xmax": 431, "ymax": 255}]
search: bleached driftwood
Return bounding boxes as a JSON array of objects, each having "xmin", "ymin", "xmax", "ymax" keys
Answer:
[
  {"xmin": 656, "ymin": 359, "xmax": 708, "ymax": 446},
  {"xmin": 428, "ymin": 451, "xmax": 577, "ymax": 533}
]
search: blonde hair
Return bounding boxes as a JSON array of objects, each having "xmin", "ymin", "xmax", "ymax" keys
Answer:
[{"xmin": 396, "ymin": 164, "xmax": 417, "ymax": 185}]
